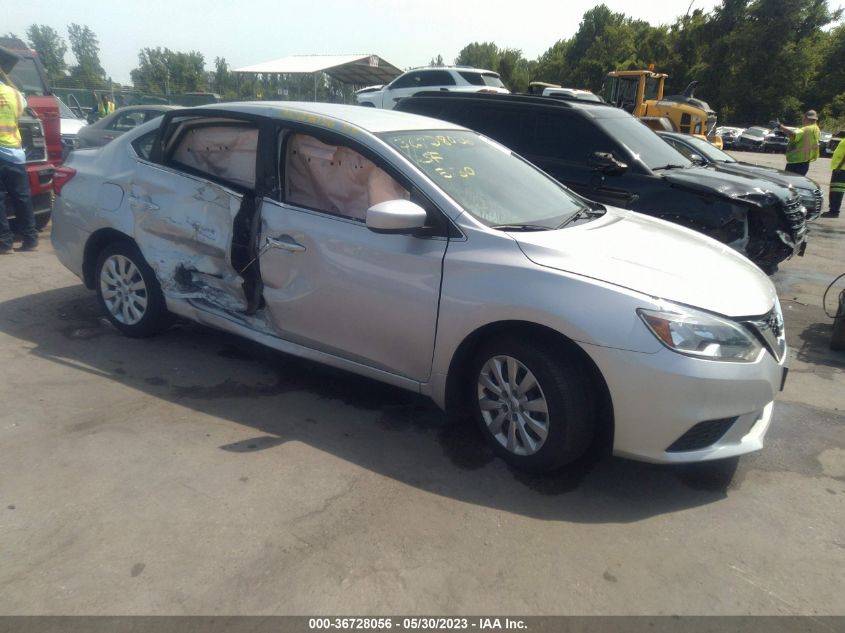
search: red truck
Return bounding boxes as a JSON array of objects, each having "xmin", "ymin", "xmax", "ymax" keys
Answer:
[{"xmin": 1, "ymin": 38, "xmax": 60, "ymax": 230}]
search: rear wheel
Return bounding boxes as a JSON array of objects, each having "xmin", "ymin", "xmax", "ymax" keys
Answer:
[
  {"xmin": 469, "ymin": 337, "xmax": 597, "ymax": 472},
  {"xmin": 96, "ymin": 241, "xmax": 168, "ymax": 337}
]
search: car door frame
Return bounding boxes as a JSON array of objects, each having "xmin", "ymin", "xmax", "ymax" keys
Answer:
[{"xmin": 133, "ymin": 107, "xmax": 276, "ymax": 314}]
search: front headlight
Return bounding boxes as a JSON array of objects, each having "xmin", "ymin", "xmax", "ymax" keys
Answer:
[{"xmin": 638, "ymin": 304, "xmax": 763, "ymax": 362}]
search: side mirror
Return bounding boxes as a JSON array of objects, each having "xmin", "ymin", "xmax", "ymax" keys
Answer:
[
  {"xmin": 689, "ymin": 154, "xmax": 706, "ymax": 166},
  {"xmin": 589, "ymin": 151, "xmax": 628, "ymax": 174},
  {"xmin": 366, "ymin": 199, "xmax": 428, "ymax": 234}
]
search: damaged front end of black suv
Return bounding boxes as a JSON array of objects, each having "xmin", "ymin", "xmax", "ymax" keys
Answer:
[{"xmin": 660, "ymin": 170, "xmax": 807, "ymax": 273}]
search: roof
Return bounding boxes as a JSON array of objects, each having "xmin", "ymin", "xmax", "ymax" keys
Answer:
[
  {"xmin": 233, "ymin": 54, "xmax": 402, "ymax": 85},
  {"xmin": 398, "ymin": 91, "xmax": 626, "ymax": 118},
  {"xmin": 182, "ymin": 101, "xmax": 465, "ymax": 134}
]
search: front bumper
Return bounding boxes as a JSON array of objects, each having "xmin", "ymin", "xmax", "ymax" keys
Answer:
[{"xmin": 582, "ymin": 341, "xmax": 786, "ymax": 464}]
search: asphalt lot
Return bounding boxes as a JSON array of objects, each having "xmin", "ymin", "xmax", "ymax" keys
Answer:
[{"xmin": 0, "ymin": 150, "xmax": 843, "ymax": 615}]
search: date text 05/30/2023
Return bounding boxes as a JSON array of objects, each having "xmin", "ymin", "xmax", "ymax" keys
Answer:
[{"xmin": 308, "ymin": 617, "xmax": 528, "ymax": 630}]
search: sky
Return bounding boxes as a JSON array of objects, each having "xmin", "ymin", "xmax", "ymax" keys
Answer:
[{"xmin": 9, "ymin": 0, "xmax": 724, "ymax": 85}]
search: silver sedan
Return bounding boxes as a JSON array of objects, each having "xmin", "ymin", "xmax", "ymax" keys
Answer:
[
  {"xmin": 51, "ymin": 102, "xmax": 788, "ymax": 472},
  {"xmin": 75, "ymin": 105, "xmax": 180, "ymax": 149}
]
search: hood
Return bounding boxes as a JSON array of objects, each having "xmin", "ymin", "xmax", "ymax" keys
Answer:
[
  {"xmin": 60, "ymin": 117, "xmax": 86, "ymax": 135},
  {"xmin": 513, "ymin": 207, "xmax": 776, "ymax": 318},
  {"xmin": 659, "ymin": 165, "xmax": 796, "ymax": 206},
  {"xmin": 711, "ymin": 161, "xmax": 815, "ymax": 191},
  {"xmin": 355, "ymin": 85, "xmax": 384, "ymax": 95}
]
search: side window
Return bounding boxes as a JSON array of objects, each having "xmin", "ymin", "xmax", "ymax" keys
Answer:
[
  {"xmin": 401, "ymin": 100, "xmax": 446, "ymax": 120},
  {"xmin": 390, "ymin": 72, "xmax": 422, "ymax": 90},
  {"xmin": 282, "ymin": 133, "xmax": 409, "ymax": 222},
  {"xmin": 527, "ymin": 113, "xmax": 615, "ymax": 162},
  {"xmin": 664, "ymin": 138, "xmax": 696, "ymax": 160},
  {"xmin": 462, "ymin": 106, "xmax": 530, "ymax": 152},
  {"xmin": 109, "ymin": 111, "xmax": 146, "ymax": 131},
  {"xmin": 169, "ymin": 122, "xmax": 258, "ymax": 189},
  {"xmin": 131, "ymin": 130, "xmax": 156, "ymax": 160},
  {"xmin": 418, "ymin": 70, "xmax": 456, "ymax": 87},
  {"xmin": 458, "ymin": 72, "xmax": 485, "ymax": 86},
  {"xmin": 143, "ymin": 110, "xmax": 166, "ymax": 123}
]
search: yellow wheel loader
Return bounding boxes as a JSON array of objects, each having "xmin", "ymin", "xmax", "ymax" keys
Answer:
[{"xmin": 601, "ymin": 70, "xmax": 722, "ymax": 149}]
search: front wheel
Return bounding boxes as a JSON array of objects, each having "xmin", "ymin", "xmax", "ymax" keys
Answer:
[
  {"xmin": 96, "ymin": 241, "xmax": 168, "ymax": 337},
  {"xmin": 469, "ymin": 337, "xmax": 597, "ymax": 472}
]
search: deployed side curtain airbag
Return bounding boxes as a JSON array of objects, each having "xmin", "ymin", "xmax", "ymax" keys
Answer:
[
  {"xmin": 173, "ymin": 126, "xmax": 259, "ymax": 189},
  {"xmin": 286, "ymin": 134, "xmax": 408, "ymax": 220}
]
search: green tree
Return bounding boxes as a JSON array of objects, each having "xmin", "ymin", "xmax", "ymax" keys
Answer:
[
  {"xmin": 25, "ymin": 25, "xmax": 67, "ymax": 81},
  {"xmin": 210, "ymin": 56, "xmax": 236, "ymax": 98},
  {"xmin": 497, "ymin": 48, "xmax": 530, "ymax": 92},
  {"xmin": 428, "ymin": 54, "xmax": 445, "ymax": 67},
  {"xmin": 67, "ymin": 23, "xmax": 106, "ymax": 89},
  {"xmin": 455, "ymin": 42, "xmax": 500, "ymax": 71},
  {"xmin": 131, "ymin": 47, "xmax": 206, "ymax": 95}
]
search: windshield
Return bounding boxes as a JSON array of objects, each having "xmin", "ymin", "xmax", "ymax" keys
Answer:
[
  {"xmin": 56, "ymin": 98, "xmax": 79, "ymax": 119},
  {"xmin": 380, "ymin": 130, "xmax": 586, "ymax": 227},
  {"xmin": 598, "ymin": 117, "xmax": 692, "ymax": 171},
  {"xmin": 644, "ymin": 76, "xmax": 661, "ymax": 100},
  {"xmin": 678, "ymin": 135, "xmax": 735, "ymax": 163},
  {"xmin": 8, "ymin": 57, "xmax": 48, "ymax": 96}
]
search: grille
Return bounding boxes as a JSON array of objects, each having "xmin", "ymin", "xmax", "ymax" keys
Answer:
[
  {"xmin": 20, "ymin": 119, "xmax": 47, "ymax": 164},
  {"xmin": 743, "ymin": 306, "xmax": 787, "ymax": 362},
  {"xmin": 798, "ymin": 189, "xmax": 823, "ymax": 220},
  {"xmin": 781, "ymin": 198, "xmax": 808, "ymax": 242},
  {"xmin": 667, "ymin": 417, "xmax": 738, "ymax": 452},
  {"xmin": 812, "ymin": 188, "xmax": 823, "ymax": 216}
]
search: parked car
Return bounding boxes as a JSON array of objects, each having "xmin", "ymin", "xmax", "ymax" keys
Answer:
[
  {"xmin": 736, "ymin": 126, "xmax": 768, "ymax": 151},
  {"xmin": 75, "ymin": 105, "xmax": 179, "ymax": 149},
  {"xmin": 1, "ymin": 41, "xmax": 56, "ymax": 227},
  {"xmin": 541, "ymin": 87, "xmax": 603, "ymax": 102},
  {"xmin": 355, "ymin": 66, "xmax": 509, "ymax": 109},
  {"xmin": 715, "ymin": 126, "xmax": 744, "ymax": 149},
  {"xmin": 761, "ymin": 129, "xmax": 788, "ymax": 153},
  {"xmin": 658, "ymin": 131, "xmax": 823, "ymax": 220},
  {"xmin": 51, "ymin": 102, "xmax": 788, "ymax": 472},
  {"xmin": 827, "ymin": 130, "xmax": 845, "ymax": 156},
  {"xmin": 396, "ymin": 92, "xmax": 806, "ymax": 272},
  {"xmin": 57, "ymin": 97, "xmax": 87, "ymax": 159},
  {"xmin": 820, "ymin": 131, "xmax": 832, "ymax": 155}
]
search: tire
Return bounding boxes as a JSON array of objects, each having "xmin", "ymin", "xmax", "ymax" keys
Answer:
[
  {"xmin": 469, "ymin": 336, "xmax": 597, "ymax": 472},
  {"xmin": 95, "ymin": 241, "xmax": 168, "ymax": 337}
]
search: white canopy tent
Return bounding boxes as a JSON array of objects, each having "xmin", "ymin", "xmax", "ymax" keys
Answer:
[{"xmin": 233, "ymin": 54, "xmax": 403, "ymax": 100}]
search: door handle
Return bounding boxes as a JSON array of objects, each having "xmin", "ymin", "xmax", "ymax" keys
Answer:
[{"xmin": 266, "ymin": 235, "xmax": 306, "ymax": 253}]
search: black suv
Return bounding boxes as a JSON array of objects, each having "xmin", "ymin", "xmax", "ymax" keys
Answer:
[{"xmin": 396, "ymin": 92, "xmax": 806, "ymax": 271}]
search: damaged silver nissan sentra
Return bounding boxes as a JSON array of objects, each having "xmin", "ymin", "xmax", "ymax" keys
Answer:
[{"xmin": 52, "ymin": 103, "xmax": 788, "ymax": 472}]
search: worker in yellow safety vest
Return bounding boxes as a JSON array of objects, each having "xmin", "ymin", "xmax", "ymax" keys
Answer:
[
  {"xmin": 822, "ymin": 137, "xmax": 845, "ymax": 218},
  {"xmin": 779, "ymin": 110, "xmax": 821, "ymax": 176},
  {"xmin": 97, "ymin": 94, "xmax": 115, "ymax": 119},
  {"xmin": 0, "ymin": 66, "xmax": 38, "ymax": 253}
]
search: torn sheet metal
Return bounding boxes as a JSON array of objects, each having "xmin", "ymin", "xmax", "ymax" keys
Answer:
[{"xmin": 129, "ymin": 169, "xmax": 248, "ymax": 313}]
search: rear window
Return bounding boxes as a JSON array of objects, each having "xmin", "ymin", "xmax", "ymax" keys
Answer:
[{"xmin": 458, "ymin": 71, "xmax": 505, "ymax": 88}]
